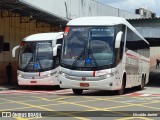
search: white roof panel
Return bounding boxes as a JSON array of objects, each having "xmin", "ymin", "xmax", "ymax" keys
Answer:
[
  {"xmin": 67, "ymin": 16, "xmax": 128, "ymax": 26},
  {"xmin": 23, "ymin": 32, "xmax": 64, "ymax": 41}
]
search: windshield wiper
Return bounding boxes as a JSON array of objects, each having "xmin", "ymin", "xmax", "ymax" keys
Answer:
[
  {"xmin": 88, "ymin": 49, "xmax": 99, "ymax": 68},
  {"xmin": 36, "ymin": 57, "xmax": 43, "ymax": 70},
  {"xmin": 71, "ymin": 49, "xmax": 85, "ymax": 67},
  {"xmin": 36, "ymin": 44, "xmax": 43, "ymax": 70},
  {"xmin": 24, "ymin": 54, "xmax": 34, "ymax": 70}
]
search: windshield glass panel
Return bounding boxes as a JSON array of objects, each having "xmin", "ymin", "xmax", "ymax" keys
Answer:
[
  {"xmin": 62, "ymin": 27, "xmax": 88, "ymax": 66},
  {"xmin": 36, "ymin": 42, "xmax": 53, "ymax": 69},
  {"xmin": 61, "ymin": 27, "xmax": 115, "ymax": 68},
  {"xmin": 90, "ymin": 27, "xmax": 114, "ymax": 66},
  {"xmin": 19, "ymin": 41, "xmax": 54, "ymax": 71}
]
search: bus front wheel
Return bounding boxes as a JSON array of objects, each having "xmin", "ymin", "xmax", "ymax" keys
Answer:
[
  {"xmin": 72, "ymin": 89, "xmax": 83, "ymax": 95},
  {"xmin": 116, "ymin": 76, "xmax": 126, "ymax": 95}
]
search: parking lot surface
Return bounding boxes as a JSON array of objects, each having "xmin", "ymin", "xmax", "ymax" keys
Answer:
[{"xmin": 0, "ymin": 72, "xmax": 159, "ymax": 120}]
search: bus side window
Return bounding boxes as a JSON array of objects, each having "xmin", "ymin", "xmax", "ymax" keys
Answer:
[
  {"xmin": 54, "ymin": 38, "xmax": 63, "ymax": 67},
  {"xmin": 56, "ymin": 38, "xmax": 63, "ymax": 44}
]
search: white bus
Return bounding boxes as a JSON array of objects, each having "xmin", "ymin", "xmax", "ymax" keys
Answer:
[
  {"xmin": 12, "ymin": 32, "xmax": 63, "ymax": 86},
  {"xmin": 59, "ymin": 16, "xmax": 150, "ymax": 95}
]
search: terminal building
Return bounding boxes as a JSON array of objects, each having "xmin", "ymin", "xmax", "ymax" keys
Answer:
[
  {"xmin": 0, "ymin": 0, "xmax": 158, "ymax": 84},
  {"xmin": 129, "ymin": 18, "xmax": 160, "ymax": 69}
]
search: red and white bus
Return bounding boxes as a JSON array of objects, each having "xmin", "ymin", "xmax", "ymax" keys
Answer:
[
  {"xmin": 12, "ymin": 32, "xmax": 63, "ymax": 86},
  {"xmin": 59, "ymin": 16, "xmax": 150, "ymax": 95}
]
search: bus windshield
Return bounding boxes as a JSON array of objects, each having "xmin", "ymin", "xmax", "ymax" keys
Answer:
[
  {"xmin": 19, "ymin": 41, "xmax": 54, "ymax": 72},
  {"xmin": 61, "ymin": 27, "xmax": 115, "ymax": 68}
]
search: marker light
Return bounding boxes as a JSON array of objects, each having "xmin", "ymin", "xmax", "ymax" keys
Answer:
[
  {"xmin": 20, "ymin": 41, "xmax": 25, "ymax": 47},
  {"xmin": 64, "ymin": 27, "xmax": 70, "ymax": 34}
]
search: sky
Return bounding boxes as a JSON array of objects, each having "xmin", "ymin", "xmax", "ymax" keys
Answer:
[{"xmin": 97, "ymin": 0, "xmax": 159, "ymax": 16}]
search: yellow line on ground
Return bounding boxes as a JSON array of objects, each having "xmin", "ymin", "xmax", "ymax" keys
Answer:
[
  {"xmin": 1, "ymin": 102, "xmax": 67, "ymax": 111},
  {"xmin": 84, "ymin": 96, "xmax": 137, "ymax": 105},
  {"xmin": 136, "ymin": 104, "xmax": 160, "ymax": 110},
  {"xmin": 0, "ymin": 107, "xmax": 32, "ymax": 111},
  {"xmin": 84, "ymin": 96, "xmax": 124, "ymax": 101},
  {"xmin": 82, "ymin": 96, "xmax": 160, "ymax": 111},
  {"xmin": 56, "ymin": 100, "xmax": 137, "ymax": 118},
  {"xmin": 0, "ymin": 101, "xmax": 13, "ymax": 105},
  {"xmin": 0, "ymin": 96, "xmax": 77, "ymax": 106},
  {"xmin": 116, "ymin": 117, "xmax": 154, "ymax": 120},
  {"xmin": 16, "ymin": 117, "xmax": 29, "ymax": 120},
  {"xmin": 144, "ymin": 100, "xmax": 160, "ymax": 105},
  {"xmin": 58, "ymin": 100, "xmax": 106, "ymax": 110},
  {"xmin": 131, "ymin": 97, "xmax": 156, "ymax": 100},
  {"xmin": 28, "ymin": 116, "xmax": 89, "ymax": 120},
  {"xmin": 70, "ymin": 99, "xmax": 108, "ymax": 104},
  {"xmin": 32, "ymin": 95, "xmax": 96, "ymax": 103},
  {"xmin": 0, "ymin": 94, "xmax": 158, "ymax": 120},
  {"xmin": 31, "ymin": 96, "xmax": 76, "ymax": 102},
  {"xmin": 132, "ymin": 97, "xmax": 160, "ymax": 104},
  {"xmin": 132, "ymin": 97, "xmax": 160, "ymax": 105},
  {"xmin": 92, "ymin": 97, "xmax": 138, "ymax": 105},
  {"xmin": 55, "ymin": 100, "xmax": 132, "ymax": 119},
  {"xmin": 106, "ymin": 104, "xmax": 135, "ymax": 109},
  {"xmin": 69, "ymin": 99, "xmax": 136, "ymax": 110},
  {"xmin": 104, "ymin": 98, "xmax": 160, "ymax": 110},
  {"xmin": 0, "ymin": 98, "xmax": 90, "ymax": 120},
  {"xmin": 53, "ymin": 96, "xmax": 75, "ymax": 101},
  {"xmin": 31, "ymin": 96, "xmax": 52, "ymax": 101},
  {"xmin": 0, "ymin": 98, "xmax": 54, "ymax": 106}
]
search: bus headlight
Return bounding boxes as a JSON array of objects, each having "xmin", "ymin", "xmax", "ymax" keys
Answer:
[
  {"xmin": 18, "ymin": 74, "xmax": 22, "ymax": 77},
  {"xmin": 47, "ymin": 72, "xmax": 56, "ymax": 77},
  {"xmin": 100, "ymin": 74, "xmax": 110, "ymax": 79},
  {"xmin": 47, "ymin": 74, "xmax": 51, "ymax": 77},
  {"xmin": 59, "ymin": 71, "xmax": 67, "ymax": 77},
  {"xmin": 99, "ymin": 71, "xmax": 117, "ymax": 79},
  {"xmin": 18, "ymin": 74, "xmax": 25, "ymax": 78},
  {"xmin": 18, "ymin": 74, "xmax": 23, "ymax": 77}
]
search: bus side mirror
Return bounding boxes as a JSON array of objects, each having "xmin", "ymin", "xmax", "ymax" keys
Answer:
[
  {"xmin": 12, "ymin": 45, "xmax": 20, "ymax": 57},
  {"xmin": 53, "ymin": 44, "xmax": 61, "ymax": 56},
  {"xmin": 115, "ymin": 31, "xmax": 123, "ymax": 48}
]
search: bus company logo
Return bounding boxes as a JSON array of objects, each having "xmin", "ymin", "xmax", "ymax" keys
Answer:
[
  {"xmin": 82, "ymin": 77, "xmax": 86, "ymax": 81},
  {"xmin": 2, "ymin": 112, "xmax": 11, "ymax": 117}
]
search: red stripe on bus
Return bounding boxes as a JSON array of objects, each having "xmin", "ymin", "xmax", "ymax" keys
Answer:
[
  {"xmin": 140, "ymin": 58, "xmax": 150, "ymax": 63},
  {"xmin": 126, "ymin": 53, "xmax": 150, "ymax": 63},
  {"xmin": 93, "ymin": 71, "xmax": 96, "ymax": 77},
  {"xmin": 38, "ymin": 72, "xmax": 40, "ymax": 76},
  {"xmin": 126, "ymin": 53, "xmax": 139, "ymax": 59}
]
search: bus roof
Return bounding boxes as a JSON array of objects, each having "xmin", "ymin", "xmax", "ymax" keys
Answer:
[
  {"xmin": 67, "ymin": 16, "xmax": 128, "ymax": 26},
  {"xmin": 23, "ymin": 32, "xmax": 64, "ymax": 42},
  {"xmin": 67, "ymin": 16, "xmax": 149, "ymax": 44}
]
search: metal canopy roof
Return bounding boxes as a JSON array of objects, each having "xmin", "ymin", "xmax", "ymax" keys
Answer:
[
  {"xmin": 127, "ymin": 18, "xmax": 160, "ymax": 47},
  {"xmin": 128, "ymin": 17, "xmax": 160, "ymax": 23},
  {"xmin": 0, "ymin": 0, "xmax": 69, "ymax": 26},
  {"xmin": 145, "ymin": 38, "xmax": 160, "ymax": 46}
]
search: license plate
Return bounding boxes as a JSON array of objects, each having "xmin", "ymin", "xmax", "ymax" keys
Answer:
[
  {"xmin": 80, "ymin": 83, "xmax": 89, "ymax": 87},
  {"xmin": 30, "ymin": 81, "xmax": 37, "ymax": 83}
]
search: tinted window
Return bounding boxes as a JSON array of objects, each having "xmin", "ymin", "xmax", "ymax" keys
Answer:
[{"xmin": 126, "ymin": 27, "xmax": 149, "ymax": 58}]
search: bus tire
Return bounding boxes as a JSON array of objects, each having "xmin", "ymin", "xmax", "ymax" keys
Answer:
[
  {"xmin": 137, "ymin": 75, "xmax": 145, "ymax": 90},
  {"xmin": 116, "ymin": 76, "xmax": 126, "ymax": 95},
  {"xmin": 72, "ymin": 89, "xmax": 83, "ymax": 95}
]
